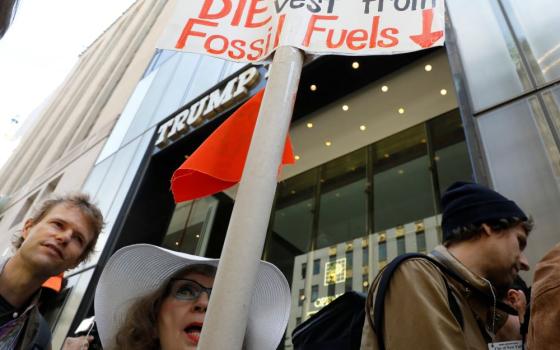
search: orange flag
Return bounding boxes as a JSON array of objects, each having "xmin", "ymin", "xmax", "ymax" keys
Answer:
[
  {"xmin": 171, "ymin": 89, "xmax": 295, "ymax": 203},
  {"xmin": 42, "ymin": 273, "xmax": 63, "ymax": 293}
]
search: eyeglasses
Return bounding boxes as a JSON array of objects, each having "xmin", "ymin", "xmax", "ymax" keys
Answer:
[{"xmin": 168, "ymin": 278, "xmax": 212, "ymax": 301}]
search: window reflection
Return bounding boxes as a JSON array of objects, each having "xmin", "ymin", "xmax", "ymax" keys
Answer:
[
  {"xmin": 446, "ymin": 0, "xmax": 532, "ymax": 111},
  {"xmin": 268, "ymin": 169, "xmax": 316, "ymax": 284},
  {"xmin": 542, "ymin": 85, "xmax": 560, "ymax": 145},
  {"xmin": 316, "ymin": 148, "xmax": 367, "ymax": 249},
  {"xmin": 266, "ymin": 111, "xmax": 473, "ymax": 344},
  {"xmin": 416, "ymin": 231, "xmax": 427, "ymax": 253},
  {"xmin": 396, "ymin": 236, "xmax": 406, "ymax": 255},
  {"xmin": 429, "ymin": 109, "xmax": 474, "ymax": 194},
  {"xmin": 372, "ymin": 124, "xmax": 435, "ymax": 231},
  {"xmin": 162, "ymin": 197, "xmax": 218, "ymax": 255},
  {"xmin": 502, "ymin": 0, "xmax": 560, "ymax": 85}
]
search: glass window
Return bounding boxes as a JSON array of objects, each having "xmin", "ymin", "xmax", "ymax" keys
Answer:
[
  {"xmin": 416, "ymin": 232, "xmax": 427, "ymax": 253},
  {"xmin": 149, "ymin": 53, "xmax": 202, "ymax": 127},
  {"xmin": 362, "ymin": 246, "xmax": 369, "ymax": 267},
  {"xmin": 345, "ymin": 251, "xmax": 353, "ymax": 269},
  {"xmin": 311, "ymin": 285, "xmax": 319, "ymax": 302},
  {"xmin": 313, "ymin": 259, "xmax": 320, "ymax": 275},
  {"xmin": 446, "ymin": 0, "xmax": 532, "ymax": 111},
  {"xmin": 378, "ymin": 241, "xmax": 387, "ymax": 262},
  {"xmin": 298, "ymin": 289, "xmax": 305, "ymax": 306},
  {"xmin": 143, "ymin": 49, "xmax": 178, "ymax": 78},
  {"xmin": 542, "ymin": 85, "xmax": 560, "ymax": 143},
  {"xmin": 122, "ymin": 53, "xmax": 185, "ymax": 145},
  {"xmin": 181, "ymin": 56, "xmax": 227, "ymax": 104},
  {"xmin": 11, "ymin": 192, "xmax": 38, "ymax": 228},
  {"xmin": 396, "ymin": 236, "xmax": 406, "ymax": 255},
  {"xmin": 316, "ymin": 148, "xmax": 367, "ymax": 249},
  {"xmin": 477, "ymin": 96, "xmax": 560, "ymax": 266},
  {"xmin": 96, "ymin": 71, "xmax": 157, "ymax": 163},
  {"xmin": 223, "ymin": 61, "xmax": 248, "ymax": 79},
  {"xmin": 162, "ymin": 196, "xmax": 219, "ymax": 255},
  {"xmin": 268, "ymin": 169, "xmax": 316, "ymax": 284},
  {"xmin": 301, "ymin": 263, "xmax": 307, "ymax": 279},
  {"xmin": 372, "ymin": 125, "xmax": 435, "ymax": 231},
  {"xmin": 90, "ymin": 136, "xmax": 143, "ymax": 217},
  {"xmin": 429, "ymin": 109, "xmax": 474, "ymax": 195},
  {"xmin": 501, "ymin": 0, "xmax": 560, "ymax": 85},
  {"xmin": 345, "ymin": 277, "xmax": 353, "ymax": 292},
  {"xmin": 82, "ymin": 155, "xmax": 113, "ymax": 198}
]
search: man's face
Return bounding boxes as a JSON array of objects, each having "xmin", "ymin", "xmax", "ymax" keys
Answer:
[
  {"xmin": 482, "ymin": 223, "xmax": 529, "ymax": 292},
  {"xmin": 19, "ymin": 204, "xmax": 95, "ymax": 276}
]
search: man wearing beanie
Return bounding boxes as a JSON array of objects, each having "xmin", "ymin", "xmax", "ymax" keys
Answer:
[{"xmin": 360, "ymin": 181, "xmax": 532, "ymax": 350}]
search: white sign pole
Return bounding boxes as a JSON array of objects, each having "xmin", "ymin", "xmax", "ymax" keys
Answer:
[{"xmin": 197, "ymin": 45, "xmax": 304, "ymax": 349}]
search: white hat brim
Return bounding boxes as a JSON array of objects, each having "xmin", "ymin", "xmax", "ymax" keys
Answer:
[{"xmin": 94, "ymin": 244, "xmax": 291, "ymax": 350}]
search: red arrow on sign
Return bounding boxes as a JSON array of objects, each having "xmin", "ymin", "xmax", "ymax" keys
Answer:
[{"xmin": 410, "ymin": 9, "xmax": 444, "ymax": 49}]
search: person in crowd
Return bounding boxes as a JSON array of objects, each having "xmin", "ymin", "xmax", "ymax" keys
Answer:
[
  {"xmin": 0, "ymin": 193, "xmax": 104, "ymax": 349},
  {"xmin": 494, "ymin": 276, "xmax": 529, "ymax": 342},
  {"xmin": 94, "ymin": 244, "xmax": 291, "ymax": 350},
  {"xmin": 361, "ymin": 181, "xmax": 533, "ymax": 349},
  {"xmin": 0, "ymin": 0, "xmax": 20, "ymax": 39},
  {"xmin": 526, "ymin": 243, "xmax": 560, "ymax": 349}
]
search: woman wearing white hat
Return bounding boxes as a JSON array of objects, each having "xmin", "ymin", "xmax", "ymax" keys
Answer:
[{"xmin": 94, "ymin": 244, "xmax": 291, "ymax": 350}]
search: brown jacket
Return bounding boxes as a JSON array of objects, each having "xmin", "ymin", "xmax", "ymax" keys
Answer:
[
  {"xmin": 360, "ymin": 245, "xmax": 508, "ymax": 349},
  {"xmin": 527, "ymin": 243, "xmax": 560, "ymax": 350}
]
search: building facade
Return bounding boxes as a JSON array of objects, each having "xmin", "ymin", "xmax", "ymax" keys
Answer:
[{"xmin": 1, "ymin": 0, "xmax": 559, "ymax": 348}]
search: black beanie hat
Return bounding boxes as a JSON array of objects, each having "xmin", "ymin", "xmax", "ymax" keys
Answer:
[{"xmin": 441, "ymin": 181, "xmax": 527, "ymax": 242}]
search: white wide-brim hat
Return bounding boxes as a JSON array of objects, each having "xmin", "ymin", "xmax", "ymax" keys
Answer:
[{"xmin": 94, "ymin": 244, "xmax": 291, "ymax": 350}]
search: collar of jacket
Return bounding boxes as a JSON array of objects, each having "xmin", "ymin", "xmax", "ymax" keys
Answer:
[{"xmin": 430, "ymin": 245, "xmax": 509, "ymax": 335}]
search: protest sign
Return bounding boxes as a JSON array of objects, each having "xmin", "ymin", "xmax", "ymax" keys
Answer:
[{"xmin": 159, "ymin": 0, "xmax": 445, "ymax": 62}]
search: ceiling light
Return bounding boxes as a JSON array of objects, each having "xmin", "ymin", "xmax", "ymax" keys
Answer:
[
  {"xmin": 307, "ymin": 122, "xmax": 313, "ymax": 128},
  {"xmin": 381, "ymin": 85, "xmax": 389, "ymax": 92},
  {"xmin": 384, "ymin": 153, "xmax": 390, "ymax": 159},
  {"xmin": 310, "ymin": 84, "xmax": 317, "ymax": 91},
  {"xmin": 360, "ymin": 125, "xmax": 366, "ymax": 131},
  {"xmin": 175, "ymin": 242, "xmax": 179, "ymax": 246},
  {"xmin": 291, "ymin": 190, "xmax": 296, "ymax": 194},
  {"xmin": 352, "ymin": 61, "xmax": 360, "ymax": 69},
  {"xmin": 325, "ymin": 141, "xmax": 332, "ymax": 146},
  {"xmin": 342, "ymin": 105, "xmax": 349, "ymax": 111},
  {"xmin": 398, "ymin": 108, "xmax": 405, "ymax": 115},
  {"xmin": 440, "ymin": 89, "xmax": 448, "ymax": 96},
  {"xmin": 295, "ymin": 155, "xmax": 300, "ymax": 160},
  {"xmin": 434, "ymin": 156, "xmax": 440, "ymax": 161},
  {"xmin": 196, "ymin": 234, "xmax": 200, "ymax": 238},
  {"xmin": 420, "ymin": 138, "xmax": 426, "ymax": 144},
  {"xmin": 424, "ymin": 64, "xmax": 432, "ymax": 72}
]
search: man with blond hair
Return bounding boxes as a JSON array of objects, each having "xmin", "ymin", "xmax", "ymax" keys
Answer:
[{"xmin": 0, "ymin": 193, "xmax": 104, "ymax": 349}]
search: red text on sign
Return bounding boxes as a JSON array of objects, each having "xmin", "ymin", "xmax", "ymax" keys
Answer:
[
  {"xmin": 199, "ymin": 0, "xmax": 272, "ymax": 28},
  {"xmin": 175, "ymin": 15, "xmax": 285, "ymax": 61},
  {"xmin": 302, "ymin": 15, "xmax": 399, "ymax": 49}
]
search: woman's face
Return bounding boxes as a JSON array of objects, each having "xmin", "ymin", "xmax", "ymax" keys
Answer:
[{"xmin": 157, "ymin": 271, "xmax": 215, "ymax": 350}]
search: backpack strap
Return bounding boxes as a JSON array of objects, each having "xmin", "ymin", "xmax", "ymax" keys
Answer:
[{"xmin": 371, "ymin": 253, "xmax": 464, "ymax": 350}]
